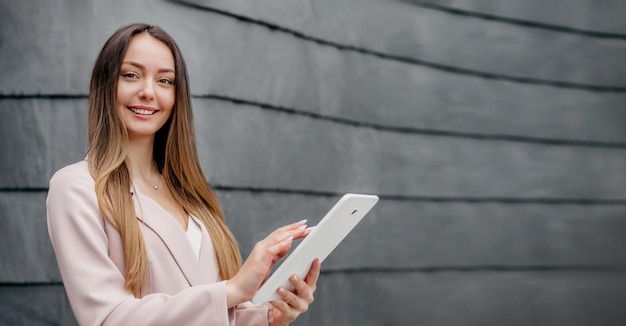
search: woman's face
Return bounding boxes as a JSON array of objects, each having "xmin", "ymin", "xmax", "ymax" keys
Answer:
[{"xmin": 116, "ymin": 32, "xmax": 176, "ymax": 140}]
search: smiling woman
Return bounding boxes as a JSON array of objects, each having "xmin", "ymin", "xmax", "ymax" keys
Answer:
[
  {"xmin": 117, "ymin": 33, "xmax": 176, "ymax": 139},
  {"xmin": 46, "ymin": 23, "xmax": 320, "ymax": 326}
]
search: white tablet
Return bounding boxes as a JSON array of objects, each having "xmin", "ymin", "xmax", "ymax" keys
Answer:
[{"xmin": 251, "ymin": 193, "xmax": 379, "ymax": 303}]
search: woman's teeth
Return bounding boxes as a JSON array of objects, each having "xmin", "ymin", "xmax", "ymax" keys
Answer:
[{"xmin": 129, "ymin": 107, "xmax": 155, "ymax": 115}]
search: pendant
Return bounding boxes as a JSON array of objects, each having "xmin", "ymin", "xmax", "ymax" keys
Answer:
[{"xmin": 153, "ymin": 185, "xmax": 159, "ymax": 190}]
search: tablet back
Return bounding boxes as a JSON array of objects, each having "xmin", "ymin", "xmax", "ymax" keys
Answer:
[{"xmin": 251, "ymin": 193, "xmax": 379, "ymax": 303}]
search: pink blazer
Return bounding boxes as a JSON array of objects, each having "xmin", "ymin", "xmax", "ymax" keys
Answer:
[{"xmin": 47, "ymin": 161, "xmax": 268, "ymax": 326}]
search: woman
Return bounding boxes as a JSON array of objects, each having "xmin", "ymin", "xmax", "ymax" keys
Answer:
[{"xmin": 46, "ymin": 23, "xmax": 320, "ymax": 326}]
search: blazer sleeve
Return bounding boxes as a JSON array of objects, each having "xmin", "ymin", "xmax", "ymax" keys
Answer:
[{"xmin": 46, "ymin": 164, "xmax": 268, "ymax": 326}]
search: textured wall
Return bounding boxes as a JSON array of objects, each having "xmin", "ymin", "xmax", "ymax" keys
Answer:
[{"xmin": 1, "ymin": 0, "xmax": 626, "ymax": 325}]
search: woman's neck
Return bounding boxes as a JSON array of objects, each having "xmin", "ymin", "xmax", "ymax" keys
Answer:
[{"xmin": 127, "ymin": 136, "xmax": 158, "ymax": 176}]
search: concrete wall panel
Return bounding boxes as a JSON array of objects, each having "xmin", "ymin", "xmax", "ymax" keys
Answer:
[
  {"xmin": 4, "ymin": 191, "xmax": 625, "ymax": 283},
  {"xmin": 0, "ymin": 192, "xmax": 60, "ymax": 283},
  {"xmin": 176, "ymin": 0, "xmax": 626, "ymax": 86},
  {"xmin": 3, "ymin": 99, "xmax": 626, "ymax": 197},
  {"xmin": 0, "ymin": 99, "xmax": 88, "ymax": 188},
  {"xmin": 198, "ymin": 99, "xmax": 626, "ymax": 198},
  {"xmin": 3, "ymin": 2, "xmax": 626, "ymax": 143},
  {"xmin": 225, "ymin": 192, "xmax": 626, "ymax": 269},
  {"xmin": 418, "ymin": 0, "xmax": 626, "ymax": 34},
  {"xmin": 0, "ymin": 285, "xmax": 76, "ymax": 326},
  {"xmin": 303, "ymin": 271, "xmax": 626, "ymax": 326},
  {"xmin": 5, "ymin": 272, "xmax": 626, "ymax": 326}
]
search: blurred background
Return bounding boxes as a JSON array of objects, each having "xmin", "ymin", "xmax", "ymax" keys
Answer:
[{"xmin": 2, "ymin": 0, "xmax": 626, "ymax": 325}]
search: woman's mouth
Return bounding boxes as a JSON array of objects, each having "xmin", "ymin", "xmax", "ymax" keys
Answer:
[{"xmin": 127, "ymin": 106, "xmax": 157, "ymax": 115}]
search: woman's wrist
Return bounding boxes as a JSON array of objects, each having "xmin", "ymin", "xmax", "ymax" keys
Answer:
[{"xmin": 225, "ymin": 279, "xmax": 247, "ymax": 308}]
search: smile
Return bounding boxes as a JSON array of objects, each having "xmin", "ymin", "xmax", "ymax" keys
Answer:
[{"xmin": 127, "ymin": 107, "xmax": 157, "ymax": 115}]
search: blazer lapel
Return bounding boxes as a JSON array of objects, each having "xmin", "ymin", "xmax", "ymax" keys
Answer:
[{"xmin": 131, "ymin": 184, "xmax": 205, "ymax": 286}]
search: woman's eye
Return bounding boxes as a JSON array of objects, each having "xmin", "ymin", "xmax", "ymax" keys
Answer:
[
  {"xmin": 121, "ymin": 72, "xmax": 138, "ymax": 79},
  {"xmin": 158, "ymin": 78, "xmax": 174, "ymax": 85}
]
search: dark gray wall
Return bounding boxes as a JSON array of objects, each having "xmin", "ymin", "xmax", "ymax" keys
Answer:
[{"xmin": 2, "ymin": 0, "xmax": 626, "ymax": 325}]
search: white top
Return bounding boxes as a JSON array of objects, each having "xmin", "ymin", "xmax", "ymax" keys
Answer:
[{"xmin": 186, "ymin": 216, "xmax": 202, "ymax": 260}]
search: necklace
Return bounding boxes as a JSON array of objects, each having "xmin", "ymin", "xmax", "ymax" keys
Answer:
[
  {"xmin": 132, "ymin": 164, "xmax": 162, "ymax": 191},
  {"xmin": 152, "ymin": 174, "xmax": 162, "ymax": 190}
]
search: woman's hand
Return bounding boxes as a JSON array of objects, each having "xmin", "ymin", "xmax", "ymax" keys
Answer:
[
  {"xmin": 268, "ymin": 258, "xmax": 321, "ymax": 326},
  {"xmin": 226, "ymin": 220, "xmax": 311, "ymax": 308}
]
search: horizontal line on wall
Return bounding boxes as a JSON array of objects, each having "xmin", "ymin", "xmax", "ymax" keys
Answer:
[
  {"xmin": 0, "ymin": 281, "xmax": 63, "ymax": 287},
  {"xmin": 206, "ymin": 94, "xmax": 626, "ymax": 149},
  {"xmin": 213, "ymin": 186, "xmax": 626, "ymax": 205},
  {"xmin": 321, "ymin": 264, "xmax": 626, "ymax": 275},
  {"xmin": 2, "ymin": 264, "xmax": 624, "ymax": 286},
  {"xmin": 0, "ymin": 94, "xmax": 88, "ymax": 99},
  {"xmin": 0, "ymin": 187, "xmax": 49, "ymax": 192},
  {"xmin": 171, "ymin": 0, "xmax": 626, "ymax": 93},
  {"xmin": 406, "ymin": 1, "xmax": 626, "ymax": 40},
  {"xmin": 3, "ymin": 185, "xmax": 626, "ymax": 205},
  {"xmin": 3, "ymin": 93, "xmax": 626, "ymax": 149}
]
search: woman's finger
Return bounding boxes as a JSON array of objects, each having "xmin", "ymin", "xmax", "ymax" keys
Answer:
[
  {"xmin": 269, "ymin": 299, "xmax": 297, "ymax": 323},
  {"xmin": 266, "ymin": 236, "xmax": 294, "ymax": 262},
  {"xmin": 289, "ymin": 274, "xmax": 314, "ymax": 305},
  {"xmin": 305, "ymin": 258, "xmax": 321, "ymax": 287},
  {"xmin": 262, "ymin": 220, "xmax": 308, "ymax": 245},
  {"xmin": 277, "ymin": 285, "xmax": 308, "ymax": 312},
  {"xmin": 293, "ymin": 226, "xmax": 314, "ymax": 240},
  {"xmin": 273, "ymin": 219, "xmax": 308, "ymax": 235}
]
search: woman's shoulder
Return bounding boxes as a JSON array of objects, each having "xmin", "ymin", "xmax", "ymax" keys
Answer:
[{"xmin": 49, "ymin": 160, "xmax": 94, "ymax": 190}]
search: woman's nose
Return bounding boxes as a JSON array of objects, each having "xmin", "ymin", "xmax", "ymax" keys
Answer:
[{"xmin": 138, "ymin": 81, "xmax": 155, "ymax": 101}]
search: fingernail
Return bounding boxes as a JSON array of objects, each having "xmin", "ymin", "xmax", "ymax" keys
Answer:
[
  {"xmin": 305, "ymin": 226, "xmax": 315, "ymax": 232},
  {"xmin": 291, "ymin": 275, "xmax": 299, "ymax": 282},
  {"xmin": 277, "ymin": 287, "xmax": 285, "ymax": 295},
  {"xmin": 296, "ymin": 219, "xmax": 308, "ymax": 225},
  {"xmin": 297, "ymin": 224, "xmax": 307, "ymax": 231}
]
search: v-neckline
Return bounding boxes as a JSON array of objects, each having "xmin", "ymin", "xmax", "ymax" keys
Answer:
[
  {"xmin": 132, "ymin": 181, "xmax": 189, "ymax": 231},
  {"xmin": 131, "ymin": 181, "xmax": 221, "ymax": 284}
]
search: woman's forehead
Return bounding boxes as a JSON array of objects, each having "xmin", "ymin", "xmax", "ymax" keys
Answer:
[{"xmin": 122, "ymin": 33, "xmax": 175, "ymax": 71}]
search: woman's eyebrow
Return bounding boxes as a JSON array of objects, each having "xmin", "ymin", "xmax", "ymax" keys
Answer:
[
  {"xmin": 122, "ymin": 61, "xmax": 174, "ymax": 73},
  {"xmin": 123, "ymin": 61, "xmax": 144, "ymax": 69}
]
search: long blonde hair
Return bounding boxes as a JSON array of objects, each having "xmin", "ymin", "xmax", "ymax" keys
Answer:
[{"xmin": 87, "ymin": 23, "xmax": 241, "ymax": 296}]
